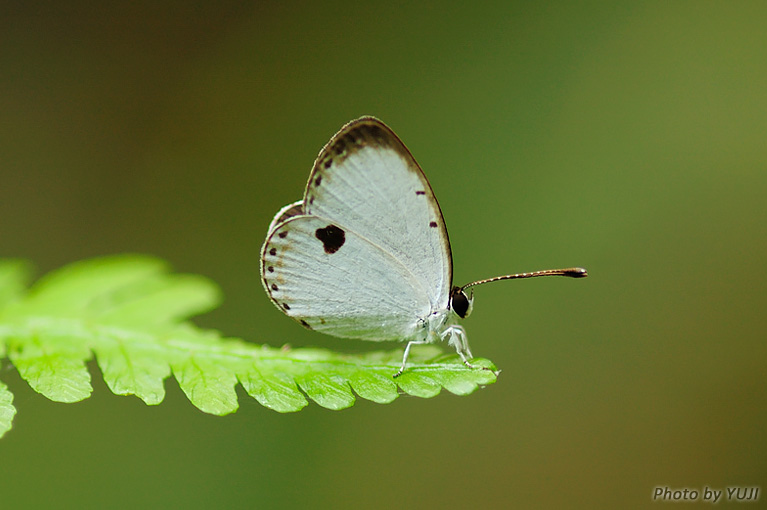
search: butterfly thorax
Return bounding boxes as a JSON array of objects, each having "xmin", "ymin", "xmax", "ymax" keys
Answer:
[{"xmin": 420, "ymin": 305, "xmax": 456, "ymax": 340}]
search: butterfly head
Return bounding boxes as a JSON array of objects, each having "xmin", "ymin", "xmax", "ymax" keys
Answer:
[{"xmin": 449, "ymin": 286, "xmax": 474, "ymax": 319}]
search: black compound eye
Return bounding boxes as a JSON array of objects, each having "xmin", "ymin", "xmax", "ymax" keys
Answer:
[{"xmin": 450, "ymin": 288, "xmax": 471, "ymax": 319}]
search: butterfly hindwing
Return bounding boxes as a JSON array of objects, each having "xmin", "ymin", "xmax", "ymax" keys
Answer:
[
  {"xmin": 261, "ymin": 215, "xmax": 430, "ymax": 340},
  {"xmin": 266, "ymin": 200, "xmax": 303, "ymax": 234}
]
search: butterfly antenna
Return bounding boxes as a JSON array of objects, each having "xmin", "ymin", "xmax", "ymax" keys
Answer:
[{"xmin": 461, "ymin": 267, "xmax": 587, "ymax": 291}]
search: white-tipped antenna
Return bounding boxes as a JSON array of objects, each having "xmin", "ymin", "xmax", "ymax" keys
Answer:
[{"xmin": 460, "ymin": 267, "xmax": 588, "ymax": 291}]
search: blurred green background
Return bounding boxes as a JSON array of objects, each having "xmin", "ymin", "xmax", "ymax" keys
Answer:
[{"xmin": 2, "ymin": 2, "xmax": 765, "ymax": 508}]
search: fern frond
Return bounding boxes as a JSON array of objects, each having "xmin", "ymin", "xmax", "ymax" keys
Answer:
[
  {"xmin": 0, "ymin": 380, "xmax": 15, "ymax": 438},
  {"xmin": 0, "ymin": 256, "xmax": 498, "ymax": 438}
]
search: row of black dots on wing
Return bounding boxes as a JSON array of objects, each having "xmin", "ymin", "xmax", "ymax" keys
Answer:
[
  {"xmin": 264, "ymin": 239, "xmax": 313, "ymax": 331},
  {"xmin": 263, "ymin": 235, "xmax": 292, "ymax": 313},
  {"xmin": 415, "ymin": 190, "xmax": 439, "ymax": 229}
]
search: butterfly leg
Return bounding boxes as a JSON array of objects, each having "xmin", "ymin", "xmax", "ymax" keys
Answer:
[
  {"xmin": 443, "ymin": 326, "xmax": 474, "ymax": 366},
  {"xmin": 393, "ymin": 339, "xmax": 431, "ymax": 378},
  {"xmin": 443, "ymin": 326, "xmax": 494, "ymax": 373}
]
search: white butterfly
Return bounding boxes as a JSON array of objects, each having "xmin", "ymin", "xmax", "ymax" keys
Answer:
[{"xmin": 261, "ymin": 117, "xmax": 586, "ymax": 377}]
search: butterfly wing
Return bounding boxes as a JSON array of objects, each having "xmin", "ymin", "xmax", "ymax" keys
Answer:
[
  {"xmin": 262, "ymin": 215, "xmax": 430, "ymax": 340},
  {"xmin": 261, "ymin": 117, "xmax": 452, "ymax": 341},
  {"xmin": 266, "ymin": 200, "xmax": 303, "ymax": 233},
  {"xmin": 304, "ymin": 117, "xmax": 452, "ymax": 309}
]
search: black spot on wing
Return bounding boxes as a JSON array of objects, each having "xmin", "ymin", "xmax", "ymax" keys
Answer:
[
  {"xmin": 278, "ymin": 231, "xmax": 288, "ymax": 239},
  {"xmin": 416, "ymin": 190, "xmax": 426, "ymax": 195},
  {"xmin": 429, "ymin": 221, "xmax": 438, "ymax": 228},
  {"xmin": 271, "ymin": 283, "xmax": 278, "ymax": 291},
  {"xmin": 314, "ymin": 175, "xmax": 322, "ymax": 187},
  {"xmin": 299, "ymin": 319, "xmax": 312, "ymax": 330},
  {"xmin": 269, "ymin": 247, "xmax": 277, "ymax": 256},
  {"xmin": 315, "ymin": 224, "xmax": 346, "ymax": 254}
]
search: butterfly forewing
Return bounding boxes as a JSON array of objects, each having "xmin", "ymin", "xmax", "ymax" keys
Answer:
[
  {"xmin": 303, "ymin": 117, "xmax": 452, "ymax": 310},
  {"xmin": 262, "ymin": 215, "xmax": 430, "ymax": 340}
]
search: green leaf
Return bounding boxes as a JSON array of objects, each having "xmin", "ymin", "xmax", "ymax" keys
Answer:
[
  {"xmin": 9, "ymin": 342, "xmax": 93, "ymax": 403},
  {"xmin": 172, "ymin": 355, "xmax": 240, "ymax": 416},
  {"xmin": 394, "ymin": 371, "xmax": 443, "ymax": 398},
  {"xmin": 347, "ymin": 369, "xmax": 398, "ymax": 404},
  {"xmin": 0, "ymin": 256, "xmax": 498, "ymax": 438},
  {"xmin": 239, "ymin": 369, "xmax": 308, "ymax": 413},
  {"xmin": 92, "ymin": 332, "xmax": 170, "ymax": 405},
  {"xmin": 296, "ymin": 372, "xmax": 356, "ymax": 410},
  {"xmin": 0, "ymin": 379, "xmax": 15, "ymax": 438}
]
